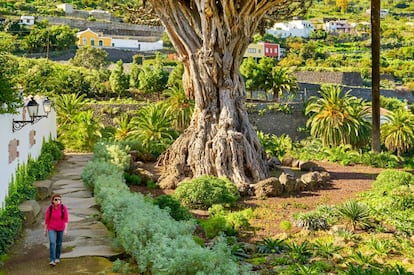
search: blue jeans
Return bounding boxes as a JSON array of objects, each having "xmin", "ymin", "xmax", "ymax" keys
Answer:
[{"xmin": 48, "ymin": 230, "xmax": 64, "ymax": 262}]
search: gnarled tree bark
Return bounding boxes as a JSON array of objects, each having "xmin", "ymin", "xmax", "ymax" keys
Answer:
[{"xmin": 149, "ymin": 0, "xmax": 312, "ymax": 190}]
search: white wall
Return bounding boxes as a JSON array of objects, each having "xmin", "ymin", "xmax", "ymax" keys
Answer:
[
  {"xmin": 111, "ymin": 39, "xmax": 163, "ymax": 51},
  {"xmin": 0, "ymin": 100, "xmax": 56, "ymax": 208}
]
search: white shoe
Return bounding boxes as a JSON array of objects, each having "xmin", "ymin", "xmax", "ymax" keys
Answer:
[
  {"xmin": 55, "ymin": 259, "xmax": 60, "ymax": 263},
  {"xmin": 49, "ymin": 261, "xmax": 56, "ymax": 266}
]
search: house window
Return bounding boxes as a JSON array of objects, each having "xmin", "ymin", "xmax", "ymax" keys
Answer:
[
  {"xmin": 82, "ymin": 38, "xmax": 87, "ymax": 45},
  {"xmin": 112, "ymin": 42, "xmax": 114, "ymax": 47},
  {"xmin": 258, "ymin": 49, "xmax": 261, "ymax": 54},
  {"xmin": 99, "ymin": 40, "xmax": 103, "ymax": 46},
  {"xmin": 91, "ymin": 39, "xmax": 95, "ymax": 46},
  {"xmin": 247, "ymin": 48, "xmax": 256, "ymax": 53},
  {"xmin": 265, "ymin": 48, "xmax": 269, "ymax": 53}
]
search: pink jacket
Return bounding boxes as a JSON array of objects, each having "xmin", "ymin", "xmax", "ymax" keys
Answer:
[{"xmin": 45, "ymin": 204, "xmax": 68, "ymax": 231}]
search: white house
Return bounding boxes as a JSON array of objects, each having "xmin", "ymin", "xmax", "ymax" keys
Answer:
[
  {"xmin": 266, "ymin": 20, "xmax": 315, "ymax": 38},
  {"xmin": 325, "ymin": 19, "xmax": 355, "ymax": 33},
  {"xmin": 57, "ymin": 3, "xmax": 74, "ymax": 13},
  {"xmin": 20, "ymin": 16, "xmax": 35, "ymax": 26}
]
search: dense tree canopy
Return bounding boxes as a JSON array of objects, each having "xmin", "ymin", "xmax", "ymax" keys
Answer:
[{"xmin": 140, "ymin": 0, "xmax": 313, "ymax": 189}]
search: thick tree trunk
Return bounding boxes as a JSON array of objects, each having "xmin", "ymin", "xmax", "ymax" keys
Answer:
[
  {"xmin": 150, "ymin": 1, "xmax": 290, "ymax": 189},
  {"xmin": 158, "ymin": 52, "xmax": 268, "ymax": 190}
]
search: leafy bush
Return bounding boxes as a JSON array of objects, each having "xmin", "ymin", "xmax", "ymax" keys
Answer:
[
  {"xmin": 293, "ymin": 211, "xmax": 330, "ymax": 231},
  {"xmin": 175, "ymin": 176, "xmax": 240, "ymax": 209},
  {"xmin": 153, "ymin": 195, "xmax": 192, "ymax": 221},
  {"xmin": 360, "ymin": 151, "xmax": 400, "ymax": 168},
  {"xmin": 372, "ymin": 170, "xmax": 413, "ymax": 193},
  {"xmin": 200, "ymin": 216, "xmax": 235, "ymax": 238},
  {"xmin": 81, "ymin": 160, "xmax": 123, "ymax": 191},
  {"xmin": 256, "ymin": 237, "xmax": 287, "ymax": 254},
  {"xmin": 124, "ymin": 172, "xmax": 142, "ymax": 185},
  {"xmin": 93, "ymin": 141, "xmax": 131, "ymax": 171}
]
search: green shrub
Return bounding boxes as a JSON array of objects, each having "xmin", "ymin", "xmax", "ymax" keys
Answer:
[
  {"xmin": 293, "ymin": 211, "xmax": 330, "ymax": 231},
  {"xmin": 153, "ymin": 195, "xmax": 192, "ymax": 221},
  {"xmin": 124, "ymin": 172, "xmax": 142, "ymax": 185},
  {"xmin": 81, "ymin": 160, "xmax": 123, "ymax": 191},
  {"xmin": 372, "ymin": 170, "xmax": 414, "ymax": 193},
  {"xmin": 360, "ymin": 151, "xmax": 400, "ymax": 168},
  {"xmin": 200, "ymin": 216, "xmax": 235, "ymax": 238},
  {"xmin": 93, "ymin": 141, "xmax": 130, "ymax": 171},
  {"xmin": 175, "ymin": 176, "xmax": 240, "ymax": 209}
]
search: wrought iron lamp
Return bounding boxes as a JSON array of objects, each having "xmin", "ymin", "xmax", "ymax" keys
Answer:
[{"xmin": 12, "ymin": 97, "xmax": 52, "ymax": 132}]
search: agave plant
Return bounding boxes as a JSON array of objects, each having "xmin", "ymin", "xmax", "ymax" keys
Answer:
[
  {"xmin": 256, "ymin": 237, "xmax": 287, "ymax": 254},
  {"xmin": 336, "ymin": 200, "xmax": 371, "ymax": 231},
  {"xmin": 312, "ymin": 240, "xmax": 343, "ymax": 260}
]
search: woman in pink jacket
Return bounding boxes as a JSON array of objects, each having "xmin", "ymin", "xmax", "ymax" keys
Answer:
[{"xmin": 44, "ymin": 193, "xmax": 69, "ymax": 266}]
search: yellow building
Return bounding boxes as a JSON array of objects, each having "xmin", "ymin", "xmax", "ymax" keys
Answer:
[
  {"xmin": 76, "ymin": 28, "xmax": 112, "ymax": 47},
  {"xmin": 244, "ymin": 43, "xmax": 264, "ymax": 59}
]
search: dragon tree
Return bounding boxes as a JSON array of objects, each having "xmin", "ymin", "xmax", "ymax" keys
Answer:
[{"xmin": 139, "ymin": 0, "xmax": 312, "ymax": 190}]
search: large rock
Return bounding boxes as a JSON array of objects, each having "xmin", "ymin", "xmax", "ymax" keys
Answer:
[
  {"xmin": 34, "ymin": 179, "xmax": 53, "ymax": 200},
  {"xmin": 254, "ymin": 177, "xmax": 284, "ymax": 198},
  {"xmin": 279, "ymin": 172, "xmax": 301, "ymax": 194},
  {"xmin": 136, "ymin": 167, "xmax": 159, "ymax": 184},
  {"xmin": 299, "ymin": 161, "xmax": 323, "ymax": 172},
  {"xmin": 300, "ymin": 171, "xmax": 327, "ymax": 190},
  {"xmin": 19, "ymin": 200, "xmax": 41, "ymax": 225}
]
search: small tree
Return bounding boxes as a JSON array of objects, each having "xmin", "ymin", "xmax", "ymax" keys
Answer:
[
  {"xmin": 381, "ymin": 109, "xmax": 414, "ymax": 156},
  {"xmin": 70, "ymin": 46, "xmax": 109, "ymax": 70},
  {"xmin": 110, "ymin": 60, "xmax": 129, "ymax": 98},
  {"xmin": 305, "ymin": 85, "xmax": 371, "ymax": 148}
]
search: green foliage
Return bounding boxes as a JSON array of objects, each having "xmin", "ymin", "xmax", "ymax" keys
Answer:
[
  {"xmin": 59, "ymin": 110, "xmax": 104, "ymax": 152},
  {"xmin": 305, "ymin": 84, "xmax": 371, "ymax": 149},
  {"xmin": 256, "ymin": 237, "xmax": 287, "ymax": 254},
  {"xmin": 293, "ymin": 211, "xmax": 330, "ymax": 231},
  {"xmin": 0, "ymin": 54, "xmax": 23, "ymax": 114},
  {"xmin": 372, "ymin": 170, "xmax": 414, "ymax": 193},
  {"xmin": 70, "ymin": 46, "xmax": 109, "ymax": 70},
  {"xmin": 200, "ymin": 216, "xmax": 235, "ymax": 238},
  {"xmin": 381, "ymin": 109, "xmax": 414, "ymax": 156},
  {"xmin": 175, "ymin": 176, "xmax": 240, "ymax": 209},
  {"xmin": 109, "ymin": 60, "xmax": 129, "ymax": 98},
  {"xmin": 288, "ymin": 241, "xmax": 312, "ymax": 264},
  {"xmin": 153, "ymin": 195, "xmax": 192, "ymax": 221},
  {"xmin": 312, "ymin": 240, "xmax": 343, "ymax": 260},
  {"xmin": 124, "ymin": 172, "xmax": 142, "ymax": 186},
  {"xmin": 80, "ymin": 160, "xmax": 123, "ymax": 191},
  {"xmin": 138, "ymin": 53, "xmax": 169, "ymax": 97},
  {"xmin": 93, "ymin": 141, "xmax": 130, "ymax": 171},
  {"xmin": 128, "ymin": 102, "xmax": 178, "ymax": 156},
  {"xmin": 359, "ymin": 151, "xmax": 400, "ymax": 168},
  {"xmin": 257, "ymin": 131, "xmax": 293, "ymax": 159},
  {"xmin": 336, "ymin": 200, "xmax": 371, "ymax": 231},
  {"xmin": 380, "ymin": 96, "xmax": 406, "ymax": 111},
  {"xmin": 323, "ymin": 144, "xmax": 360, "ymax": 166},
  {"xmin": 162, "ymin": 84, "xmax": 194, "ymax": 132}
]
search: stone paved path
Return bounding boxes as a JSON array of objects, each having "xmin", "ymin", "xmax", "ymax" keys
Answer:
[{"xmin": 1, "ymin": 153, "xmax": 120, "ymax": 274}]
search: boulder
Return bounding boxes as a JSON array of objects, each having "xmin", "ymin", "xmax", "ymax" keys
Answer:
[
  {"xmin": 254, "ymin": 177, "xmax": 284, "ymax": 198},
  {"xmin": 279, "ymin": 172, "xmax": 301, "ymax": 194},
  {"xmin": 19, "ymin": 200, "xmax": 41, "ymax": 225},
  {"xmin": 268, "ymin": 157, "xmax": 281, "ymax": 170},
  {"xmin": 34, "ymin": 179, "xmax": 53, "ymax": 200},
  {"xmin": 300, "ymin": 171, "xmax": 325, "ymax": 190},
  {"xmin": 299, "ymin": 161, "xmax": 321, "ymax": 172},
  {"xmin": 136, "ymin": 167, "xmax": 159, "ymax": 184}
]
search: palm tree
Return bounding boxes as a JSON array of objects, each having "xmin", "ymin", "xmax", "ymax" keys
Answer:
[
  {"xmin": 127, "ymin": 102, "xmax": 178, "ymax": 156},
  {"xmin": 305, "ymin": 84, "xmax": 371, "ymax": 148},
  {"xmin": 270, "ymin": 67, "xmax": 298, "ymax": 102},
  {"xmin": 162, "ymin": 84, "xmax": 194, "ymax": 132},
  {"xmin": 381, "ymin": 109, "xmax": 414, "ymax": 156}
]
